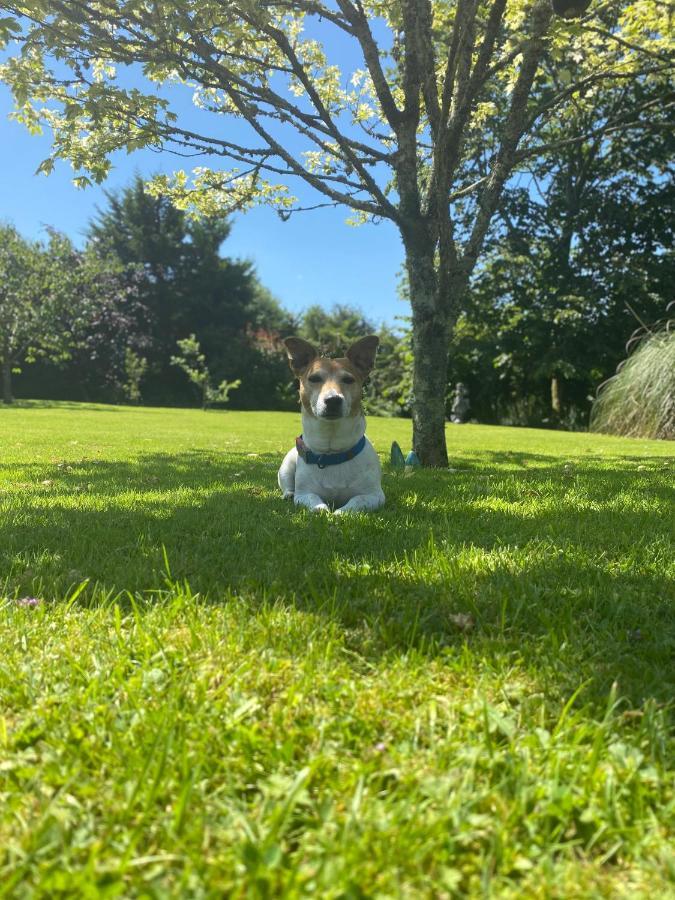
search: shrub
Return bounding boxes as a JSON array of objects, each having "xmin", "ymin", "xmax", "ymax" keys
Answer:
[{"xmin": 590, "ymin": 325, "xmax": 675, "ymax": 440}]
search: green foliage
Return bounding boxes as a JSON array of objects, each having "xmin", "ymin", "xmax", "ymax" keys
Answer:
[
  {"xmin": 0, "ymin": 404, "xmax": 674, "ymax": 894},
  {"xmin": 0, "ymin": 225, "xmax": 133, "ymax": 404},
  {"xmin": 300, "ymin": 304, "xmax": 377, "ymax": 355},
  {"xmin": 0, "ymin": 0, "xmax": 669, "ymax": 219},
  {"xmin": 448, "ymin": 69, "xmax": 675, "ymax": 427},
  {"xmin": 0, "ymin": 223, "xmax": 41, "ymax": 401},
  {"xmin": 21, "ymin": 232, "xmax": 149, "ymax": 404},
  {"xmin": 122, "ymin": 348, "xmax": 148, "ymax": 404},
  {"xmin": 590, "ymin": 327, "xmax": 675, "ymax": 440},
  {"xmin": 171, "ymin": 333, "xmax": 241, "ymax": 409},
  {"xmin": 1, "ymin": 0, "xmax": 672, "ymax": 461},
  {"xmin": 2, "ymin": 0, "xmax": 673, "ymax": 461},
  {"xmin": 10, "ymin": 178, "xmax": 293, "ymax": 408}
]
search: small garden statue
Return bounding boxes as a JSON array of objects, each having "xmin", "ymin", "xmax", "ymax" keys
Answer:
[{"xmin": 450, "ymin": 383, "xmax": 470, "ymax": 424}]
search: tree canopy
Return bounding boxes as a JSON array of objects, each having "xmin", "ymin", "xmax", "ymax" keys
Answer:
[
  {"xmin": 0, "ymin": 224, "xmax": 141, "ymax": 403},
  {"xmin": 448, "ymin": 68, "xmax": 675, "ymax": 425}
]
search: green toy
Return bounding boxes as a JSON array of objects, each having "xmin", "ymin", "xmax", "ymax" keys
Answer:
[{"xmin": 390, "ymin": 441, "xmax": 406, "ymax": 468}]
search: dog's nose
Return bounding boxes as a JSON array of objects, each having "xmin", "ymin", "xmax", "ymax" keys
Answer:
[{"xmin": 324, "ymin": 394, "xmax": 343, "ymax": 413}]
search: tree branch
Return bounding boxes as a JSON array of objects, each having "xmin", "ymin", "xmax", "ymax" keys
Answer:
[
  {"xmin": 462, "ymin": 0, "xmax": 552, "ymax": 270},
  {"xmin": 336, "ymin": 0, "xmax": 403, "ymax": 132},
  {"xmin": 403, "ymin": 0, "xmax": 440, "ymax": 136},
  {"xmin": 241, "ymin": 8, "xmax": 398, "ymax": 218},
  {"xmin": 516, "ymin": 96, "xmax": 675, "ymax": 162}
]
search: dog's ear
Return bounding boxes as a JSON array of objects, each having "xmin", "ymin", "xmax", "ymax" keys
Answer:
[
  {"xmin": 346, "ymin": 335, "xmax": 379, "ymax": 378},
  {"xmin": 283, "ymin": 337, "xmax": 318, "ymax": 375}
]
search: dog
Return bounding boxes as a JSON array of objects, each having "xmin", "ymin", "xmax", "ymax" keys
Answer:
[{"xmin": 278, "ymin": 335, "xmax": 385, "ymax": 514}]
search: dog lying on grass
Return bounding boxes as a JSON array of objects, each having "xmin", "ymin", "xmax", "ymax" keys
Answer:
[{"xmin": 278, "ymin": 336, "xmax": 385, "ymax": 514}]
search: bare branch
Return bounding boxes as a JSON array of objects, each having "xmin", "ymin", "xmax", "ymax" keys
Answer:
[
  {"xmin": 439, "ymin": 0, "xmax": 480, "ymax": 129},
  {"xmin": 219, "ymin": 81, "xmax": 388, "ymax": 218},
  {"xmin": 525, "ymin": 63, "xmax": 675, "ymax": 135},
  {"xmin": 425, "ymin": 0, "xmax": 506, "ymax": 239},
  {"xmin": 516, "ymin": 94, "xmax": 675, "ymax": 162},
  {"xmin": 260, "ymin": 0, "xmax": 356, "ymax": 35},
  {"xmin": 582, "ymin": 24, "xmax": 674, "ymax": 64}
]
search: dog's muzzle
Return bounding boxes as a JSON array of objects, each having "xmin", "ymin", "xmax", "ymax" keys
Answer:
[{"xmin": 320, "ymin": 393, "xmax": 344, "ymax": 418}]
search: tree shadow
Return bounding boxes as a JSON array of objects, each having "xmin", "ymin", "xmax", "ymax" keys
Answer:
[{"xmin": 1, "ymin": 449, "xmax": 673, "ymax": 706}]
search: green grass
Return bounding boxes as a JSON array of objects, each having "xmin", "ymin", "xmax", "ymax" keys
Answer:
[{"xmin": 1, "ymin": 402, "xmax": 674, "ymax": 897}]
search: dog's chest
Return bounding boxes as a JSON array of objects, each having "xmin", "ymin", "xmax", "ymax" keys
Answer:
[{"xmin": 296, "ymin": 449, "xmax": 379, "ymax": 504}]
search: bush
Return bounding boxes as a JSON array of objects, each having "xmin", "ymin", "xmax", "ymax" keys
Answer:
[{"xmin": 590, "ymin": 328, "xmax": 675, "ymax": 440}]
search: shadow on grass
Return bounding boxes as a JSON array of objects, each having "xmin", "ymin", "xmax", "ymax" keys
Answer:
[
  {"xmin": 446, "ymin": 447, "xmax": 675, "ymax": 475},
  {"xmin": 2, "ymin": 449, "xmax": 673, "ymax": 705}
]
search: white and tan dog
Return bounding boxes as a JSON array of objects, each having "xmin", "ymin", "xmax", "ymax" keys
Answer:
[{"xmin": 278, "ymin": 335, "xmax": 385, "ymax": 514}]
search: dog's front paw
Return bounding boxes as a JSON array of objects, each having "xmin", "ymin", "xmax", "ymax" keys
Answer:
[
  {"xmin": 294, "ymin": 493, "xmax": 331, "ymax": 513},
  {"xmin": 282, "ymin": 490, "xmax": 294, "ymax": 501},
  {"xmin": 334, "ymin": 492, "xmax": 385, "ymax": 514}
]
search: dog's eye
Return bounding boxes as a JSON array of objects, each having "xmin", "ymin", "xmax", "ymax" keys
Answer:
[
  {"xmin": 308, "ymin": 374, "xmax": 323, "ymax": 384},
  {"xmin": 342, "ymin": 375, "xmax": 356, "ymax": 385}
]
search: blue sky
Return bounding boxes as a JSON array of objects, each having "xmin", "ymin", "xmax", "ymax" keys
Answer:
[{"xmin": 0, "ymin": 73, "xmax": 408, "ymax": 327}]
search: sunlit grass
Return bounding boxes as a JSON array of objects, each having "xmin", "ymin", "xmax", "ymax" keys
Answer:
[{"xmin": 1, "ymin": 402, "xmax": 673, "ymax": 896}]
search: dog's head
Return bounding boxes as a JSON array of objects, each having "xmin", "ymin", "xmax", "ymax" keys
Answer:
[{"xmin": 283, "ymin": 335, "xmax": 379, "ymax": 420}]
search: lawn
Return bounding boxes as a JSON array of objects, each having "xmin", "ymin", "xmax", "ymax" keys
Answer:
[{"xmin": 1, "ymin": 402, "xmax": 673, "ymax": 897}]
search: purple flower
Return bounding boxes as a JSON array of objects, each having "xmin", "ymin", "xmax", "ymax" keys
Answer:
[{"xmin": 17, "ymin": 597, "xmax": 41, "ymax": 608}]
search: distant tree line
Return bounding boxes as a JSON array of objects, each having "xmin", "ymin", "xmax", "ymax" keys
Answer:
[{"xmin": 3, "ymin": 158, "xmax": 672, "ymax": 427}]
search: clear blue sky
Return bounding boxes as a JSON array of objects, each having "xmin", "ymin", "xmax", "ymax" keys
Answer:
[{"xmin": 0, "ymin": 77, "xmax": 408, "ymax": 327}]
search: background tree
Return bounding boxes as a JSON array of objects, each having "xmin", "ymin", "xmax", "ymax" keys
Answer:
[
  {"xmin": 87, "ymin": 176, "xmax": 294, "ymax": 406},
  {"xmin": 41, "ymin": 233, "xmax": 150, "ymax": 403},
  {"xmin": 448, "ymin": 72, "xmax": 675, "ymax": 425},
  {"xmin": 0, "ymin": 224, "xmax": 43, "ymax": 403},
  {"xmin": 0, "ymin": 226, "xmax": 126, "ymax": 404},
  {"xmin": 2, "ymin": 1, "xmax": 670, "ymax": 461}
]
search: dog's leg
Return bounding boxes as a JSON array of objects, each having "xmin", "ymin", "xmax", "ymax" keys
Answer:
[
  {"xmin": 294, "ymin": 492, "xmax": 331, "ymax": 513},
  {"xmin": 334, "ymin": 490, "xmax": 385, "ymax": 514},
  {"xmin": 277, "ymin": 448, "xmax": 297, "ymax": 500}
]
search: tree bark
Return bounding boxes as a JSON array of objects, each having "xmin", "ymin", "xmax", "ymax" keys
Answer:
[
  {"xmin": 2, "ymin": 355, "xmax": 13, "ymax": 404},
  {"xmin": 406, "ymin": 246, "xmax": 450, "ymax": 467}
]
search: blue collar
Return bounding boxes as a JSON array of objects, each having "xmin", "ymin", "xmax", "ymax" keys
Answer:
[{"xmin": 296, "ymin": 434, "xmax": 366, "ymax": 469}]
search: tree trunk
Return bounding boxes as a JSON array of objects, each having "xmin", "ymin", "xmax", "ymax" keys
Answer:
[
  {"xmin": 2, "ymin": 356, "xmax": 13, "ymax": 404},
  {"xmin": 406, "ymin": 248, "xmax": 450, "ymax": 467}
]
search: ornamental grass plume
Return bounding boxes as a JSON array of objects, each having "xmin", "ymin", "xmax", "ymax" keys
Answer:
[{"xmin": 590, "ymin": 327, "xmax": 675, "ymax": 440}]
